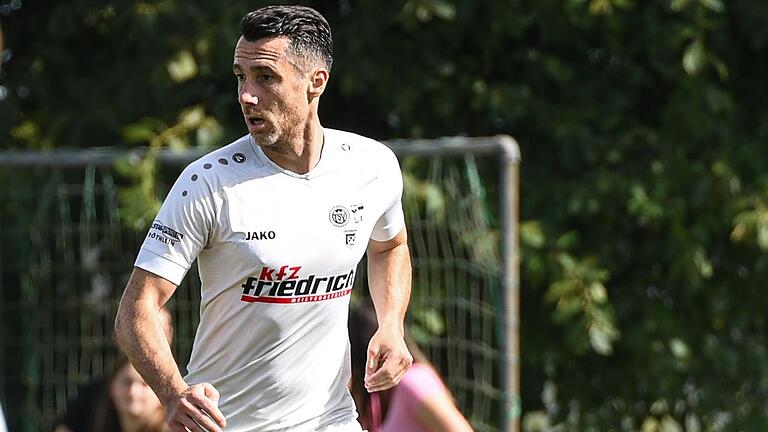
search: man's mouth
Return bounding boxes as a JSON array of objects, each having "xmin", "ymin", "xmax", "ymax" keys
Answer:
[{"xmin": 247, "ymin": 116, "xmax": 266, "ymax": 129}]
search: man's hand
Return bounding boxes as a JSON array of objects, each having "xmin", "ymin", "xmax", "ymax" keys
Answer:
[
  {"xmin": 364, "ymin": 326, "xmax": 413, "ymax": 392},
  {"xmin": 166, "ymin": 383, "xmax": 227, "ymax": 432}
]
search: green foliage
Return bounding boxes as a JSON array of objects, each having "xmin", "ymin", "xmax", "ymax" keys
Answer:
[
  {"xmin": 4, "ymin": 0, "xmax": 768, "ymax": 430},
  {"xmin": 115, "ymin": 105, "xmax": 220, "ymax": 229}
]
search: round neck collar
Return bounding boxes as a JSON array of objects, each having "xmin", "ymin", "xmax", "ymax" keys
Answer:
[{"xmin": 248, "ymin": 132, "xmax": 332, "ymax": 180}]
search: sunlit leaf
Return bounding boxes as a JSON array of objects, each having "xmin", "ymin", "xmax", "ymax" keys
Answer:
[
  {"xmin": 522, "ymin": 411, "xmax": 552, "ymax": 431},
  {"xmin": 196, "ymin": 118, "xmax": 223, "ymax": 148},
  {"xmin": 699, "ymin": 0, "xmax": 724, "ymax": 12},
  {"xmin": 683, "ymin": 37, "xmax": 705, "ymax": 75},
  {"xmin": 650, "ymin": 399, "xmax": 669, "ymax": 415},
  {"xmin": 178, "ymin": 106, "xmax": 205, "ymax": 128},
  {"xmin": 692, "ymin": 247, "xmax": 713, "ymax": 278},
  {"xmin": 520, "ymin": 220, "xmax": 546, "ymax": 249},
  {"xmin": 588, "ymin": 325, "xmax": 615, "ymax": 355},
  {"xmin": 670, "ymin": 0, "xmax": 691, "ymax": 11},
  {"xmin": 709, "ymin": 53, "xmax": 730, "ymax": 82},
  {"xmin": 669, "ymin": 338, "xmax": 690, "ymax": 359},
  {"xmin": 758, "ymin": 225, "xmax": 768, "ymax": 251},
  {"xmin": 588, "ymin": 282, "xmax": 607, "ymax": 303},
  {"xmin": 553, "ymin": 298, "xmax": 582, "ymax": 322},
  {"xmin": 555, "ymin": 230, "xmax": 579, "ymax": 249},
  {"xmin": 642, "ymin": 417, "xmax": 660, "ymax": 432},
  {"xmin": 167, "ymin": 49, "xmax": 198, "ymax": 82},
  {"xmin": 660, "ymin": 415, "xmax": 683, "ymax": 432},
  {"xmin": 121, "ymin": 124, "xmax": 156, "ymax": 143},
  {"xmin": 414, "ymin": 308, "xmax": 445, "ymax": 336},
  {"xmin": 163, "ymin": 134, "xmax": 187, "ymax": 150}
]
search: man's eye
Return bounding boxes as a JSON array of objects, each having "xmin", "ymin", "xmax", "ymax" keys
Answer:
[
  {"xmin": 260, "ymin": 74, "xmax": 273, "ymax": 81},
  {"xmin": 235, "ymin": 73, "xmax": 245, "ymax": 81}
]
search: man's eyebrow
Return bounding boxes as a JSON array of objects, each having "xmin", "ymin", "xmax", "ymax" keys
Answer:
[{"xmin": 232, "ymin": 63, "xmax": 277, "ymax": 73}]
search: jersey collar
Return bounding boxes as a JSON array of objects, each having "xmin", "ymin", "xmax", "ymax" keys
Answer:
[{"xmin": 248, "ymin": 130, "xmax": 338, "ymax": 180}]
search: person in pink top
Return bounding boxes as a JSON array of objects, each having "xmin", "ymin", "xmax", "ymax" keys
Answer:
[{"xmin": 349, "ymin": 305, "xmax": 474, "ymax": 432}]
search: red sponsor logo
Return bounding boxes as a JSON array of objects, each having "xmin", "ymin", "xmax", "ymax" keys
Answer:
[{"xmin": 240, "ymin": 265, "xmax": 355, "ymax": 304}]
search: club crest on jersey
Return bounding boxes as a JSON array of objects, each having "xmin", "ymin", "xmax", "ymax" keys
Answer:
[{"xmin": 329, "ymin": 205, "xmax": 350, "ymax": 227}]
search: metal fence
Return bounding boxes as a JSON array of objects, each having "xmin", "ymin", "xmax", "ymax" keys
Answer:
[{"xmin": 0, "ymin": 135, "xmax": 520, "ymax": 431}]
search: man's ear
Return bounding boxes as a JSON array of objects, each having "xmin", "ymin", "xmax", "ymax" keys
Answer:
[{"xmin": 307, "ymin": 68, "xmax": 329, "ymax": 101}]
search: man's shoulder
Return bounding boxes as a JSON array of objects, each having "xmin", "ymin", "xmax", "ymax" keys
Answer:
[
  {"xmin": 189, "ymin": 135, "xmax": 253, "ymax": 170},
  {"xmin": 177, "ymin": 135, "xmax": 257, "ymax": 190},
  {"xmin": 325, "ymin": 128, "xmax": 392, "ymax": 153}
]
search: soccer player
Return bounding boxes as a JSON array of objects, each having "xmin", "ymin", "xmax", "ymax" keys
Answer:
[{"xmin": 115, "ymin": 5, "xmax": 413, "ymax": 432}]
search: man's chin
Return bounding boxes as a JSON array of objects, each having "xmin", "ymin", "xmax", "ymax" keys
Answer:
[{"xmin": 250, "ymin": 132, "xmax": 278, "ymax": 147}]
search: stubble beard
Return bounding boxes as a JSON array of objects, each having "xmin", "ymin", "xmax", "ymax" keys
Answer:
[
  {"xmin": 251, "ymin": 129, "xmax": 280, "ymax": 149},
  {"xmin": 249, "ymin": 111, "xmax": 290, "ymax": 153},
  {"xmin": 252, "ymin": 108, "xmax": 307, "ymax": 155},
  {"xmin": 251, "ymin": 126, "xmax": 297, "ymax": 156}
]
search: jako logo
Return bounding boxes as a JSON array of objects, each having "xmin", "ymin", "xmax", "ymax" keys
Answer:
[
  {"xmin": 240, "ymin": 265, "xmax": 355, "ymax": 304},
  {"xmin": 245, "ymin": 231, "xmax": 276, "ymax": 240}
]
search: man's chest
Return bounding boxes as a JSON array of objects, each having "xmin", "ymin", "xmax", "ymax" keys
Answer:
[{"xmin": 216, "ymin": 169, "xmax": 380, "ymax": 272}]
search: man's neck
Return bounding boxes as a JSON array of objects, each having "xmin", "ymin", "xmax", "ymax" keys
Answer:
[{"xmin": 261, "ymin": 119, "xmax": 324, "ymax": 175}]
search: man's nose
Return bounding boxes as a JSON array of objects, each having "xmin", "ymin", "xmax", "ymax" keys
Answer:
[
  {"xmin": 239, "ymin": 86, "xmax": 258, "ymax": 106},
  {"xmin": 240, "ymin": 92, "xmax": 258, "ymax": 105}
]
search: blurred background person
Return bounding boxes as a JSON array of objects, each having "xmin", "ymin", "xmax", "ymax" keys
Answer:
[
  {"xmin": 54, "ymin": 307, "xmax": 173, "ymax": 432},
  {"xmin": 348, "ymin": 304, "xmax": 473, "ymax": 432},
  {"xmin": 91, "ymin": 355, "xmax": 167, "ymax": 432}
]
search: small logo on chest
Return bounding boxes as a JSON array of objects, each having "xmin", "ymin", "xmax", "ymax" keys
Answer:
[
  {"xmin": 329, "ymin": 203, "xmax": 365, "ymax": 228},
  {"xmin": 245, "ymin": 230, "xmax": 276, "ymax": 241},
  {"xmin": 345, "ymin": 230, "xmax": 357, "ymax": 247},
  {"xmin": 329, "ymin": 205, "xmax": 350, "ymax": 227}
]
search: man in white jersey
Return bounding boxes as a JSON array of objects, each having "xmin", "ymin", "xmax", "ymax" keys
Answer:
[{"xmin": 115, "ymin": 5, "xmax": 413, "ymax": 432}]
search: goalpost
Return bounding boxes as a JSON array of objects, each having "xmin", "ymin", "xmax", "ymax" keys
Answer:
[
  {"xmin": 0, "ymin": 135, "xmax": 520, "ymax": 432},
  {"xmin": 386, "ymin": 136, "xmax": 520, "ymax": 432}
]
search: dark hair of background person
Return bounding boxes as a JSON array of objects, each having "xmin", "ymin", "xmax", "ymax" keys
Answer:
[
  {"xmin": 91, "ymin": 356, "xmax": 166, "ymax": 432},
  {"xmin": 91, "ymin": 356, "xmax": 130, "ymax": 432},
  {"xmin": 348, "ymin": 303, "xmax": 429, "ymax": 430},
  {"xmin": 54, "ymin": 308, "xmax": 174, "ymax": 432},
  {"xmin": 239, "ymin": 5, "xmax": 333, "ymax": 72}
]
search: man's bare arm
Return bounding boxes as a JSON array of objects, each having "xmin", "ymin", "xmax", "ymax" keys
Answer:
[
  {"xmin": 115, "ymin": 267, "xmax": 226, "ymax": 432},
  {"xmin": 364, "ymin": 228, "xmax": 413, "ymax": 392}
]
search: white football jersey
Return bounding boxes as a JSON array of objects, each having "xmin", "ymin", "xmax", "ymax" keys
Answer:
[{"xmin": 134, "ymin": 128, "xmax": 405, "ymax": 431}]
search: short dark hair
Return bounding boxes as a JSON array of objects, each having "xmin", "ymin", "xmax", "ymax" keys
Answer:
[{"xmin": 240, "ymin": 5, "xmax": 333, "ymax": 72}]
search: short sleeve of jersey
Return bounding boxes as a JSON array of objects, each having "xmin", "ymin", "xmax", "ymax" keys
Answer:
[
  {"xmin": 370, "ymin": 148, "xmax": 405, "ymax": 242},
  {"xmin": 134, "ymin": 166, "xmax": 216, "ymax": 285}
]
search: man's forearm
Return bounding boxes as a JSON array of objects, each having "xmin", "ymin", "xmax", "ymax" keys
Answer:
[
  {"xmin": 115, "ymin": 273, "xmax": 187, "ymax": 404},
  {"xmin": 367, "ymin": 231, "xmax": 412, "ymax": 330},
  {"xmin": 363, "ymin": 230, "xmax": 414, "ymax": 392}
]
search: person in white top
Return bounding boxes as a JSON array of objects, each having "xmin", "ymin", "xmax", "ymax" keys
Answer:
[{"xmin": 115, "ymin": 5, "xmax": 413, "ymax": 432}]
